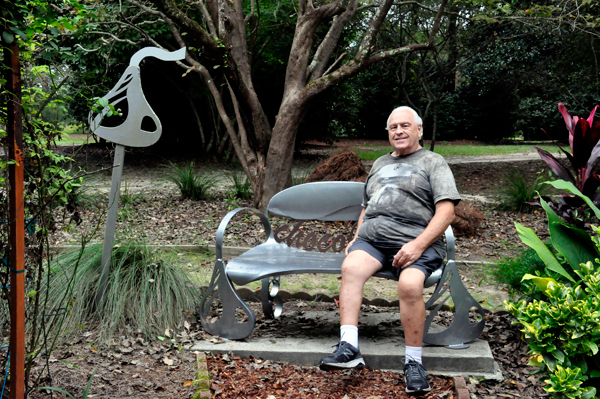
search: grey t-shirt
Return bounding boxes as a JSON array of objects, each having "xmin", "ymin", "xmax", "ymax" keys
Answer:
[{"xmin": 358, "ymin": 148, "xmax": 461, "ymax": 257}]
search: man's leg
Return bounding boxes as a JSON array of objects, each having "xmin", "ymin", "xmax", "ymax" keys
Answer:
[
  {"xmin": 397, "ymin": 268, "xmax": 427, "ymax": 349},
  {"xmin": 320, "ymin": 250, "xmax": 382, "ymax": 370},
  {"xmin": 340, "ymin": 250, "xmax": 383, "ymax": 326},
  {"xmin": 398, "ymin": 268, "xmax": 431, "ymax": 393}
]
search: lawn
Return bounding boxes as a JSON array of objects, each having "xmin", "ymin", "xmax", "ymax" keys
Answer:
[{"xmin": 356, "ymin": 143, "xmax": 558, "ymax": 160}]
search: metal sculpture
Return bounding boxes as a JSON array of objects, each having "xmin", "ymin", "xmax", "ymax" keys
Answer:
[{"xmin": 89, "ymin": 47, "xmax": 186, "ymax": 305}]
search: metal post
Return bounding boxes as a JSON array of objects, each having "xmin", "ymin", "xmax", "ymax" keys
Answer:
[
  {"xmin": 5, "ymin": 36, "xmax": 25, "ymax": 399},
  {"xmin": 95, "ymin": 144, "xmax": 126, "ymax": 307}
]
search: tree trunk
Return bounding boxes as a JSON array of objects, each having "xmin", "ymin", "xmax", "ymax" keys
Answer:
[{"xmin": 430, "ymin": 101, "xmax": 439, "ymax": 152}]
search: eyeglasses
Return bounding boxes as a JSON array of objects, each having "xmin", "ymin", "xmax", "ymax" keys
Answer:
[{"xmin": 386, "ymin": 123, "xmax": 413, "ymax": 132}]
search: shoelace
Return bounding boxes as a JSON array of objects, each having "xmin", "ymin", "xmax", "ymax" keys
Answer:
[{"xmin": 405, "ymin": 361, "xmax": 426, "ymax": 380}]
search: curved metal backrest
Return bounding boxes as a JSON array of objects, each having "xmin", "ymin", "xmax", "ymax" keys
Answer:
[
  {"xmin": 267, "ymin": 181, "xmax": 364, "ymax": 221},
  {"xmin": 444, "ymin": 225, "xmax": 455, "ymax": 262}
]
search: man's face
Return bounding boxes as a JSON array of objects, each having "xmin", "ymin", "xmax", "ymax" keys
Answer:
[{"xmin": 387, "ymin": 109, "xmax": 422, "ymax": 156}]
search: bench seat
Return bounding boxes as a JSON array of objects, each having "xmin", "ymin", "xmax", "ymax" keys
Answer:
[{"xmin": 226, "ymin": 240, "xmax": 442, "ymax": 287}]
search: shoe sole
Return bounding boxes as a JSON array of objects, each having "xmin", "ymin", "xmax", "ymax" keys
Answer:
[
  {"xmin": 319, "ymin": 358, "xmax": 366, "ymax": 371},
  {"xmin": 405, "ymin": 383, "xmax": 432, "ymax": 394}
]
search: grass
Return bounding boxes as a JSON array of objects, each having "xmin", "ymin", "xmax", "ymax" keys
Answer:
[
  {"xmin": 40, "ymin": 242, "xmax": 201, "ymax": 341},
  {"xmin": 165, "ymin": 161, "xmax": 217, "ymax": 200},
  {"xmin": 356, "ymin": 144, "xmax": 558, "ymax": 160},
  {"xmin": 495, "ymin": 168, "xmax": 551, "ymax": 212},
  {"xmin": 227, "ymin": 171, "xmax": 252, "ymax": 200}
]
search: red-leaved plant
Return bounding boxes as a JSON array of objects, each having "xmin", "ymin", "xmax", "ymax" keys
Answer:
[
  {"xmin": 535, "ymin": 103, "xmax": 600, "ymax": 202},
  {"xmin": 533, "ymin": 103, "xmax": 600, "ymax": 227}
]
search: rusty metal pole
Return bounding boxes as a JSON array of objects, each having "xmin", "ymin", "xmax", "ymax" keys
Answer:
[{"xmin": 5, "ymin": 37, "xmax": 25, "ymax": 399}]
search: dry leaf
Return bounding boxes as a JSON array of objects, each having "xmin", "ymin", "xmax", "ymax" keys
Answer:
[
  {"xmin": 165, "ymin": 328, "xmax": 171, "ymax": 338},
  {"xmin": 183, "ymin": 380, "xmax": 193, "ymax": 387},
  {"xmin": 163, "ymin": 357, "xmax": 174, "ymax": 366}
]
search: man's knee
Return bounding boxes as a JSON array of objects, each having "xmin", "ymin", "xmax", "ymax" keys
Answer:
[
  {"xmin": 397, "ymin": 269, "xmax": 425, "ymax": 301},
  {"xmin": 341, "ymin": 250, "xmax": 381, "ymax": 281}
]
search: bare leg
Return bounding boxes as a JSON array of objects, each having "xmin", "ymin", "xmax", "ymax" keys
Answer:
[
  {"xmin": 397, "ymin": 268, "xmax": 427, "ymax": 347},
  {"xmin": 339, "ymin": 250, "xmax": 382, "ymax": 326}
]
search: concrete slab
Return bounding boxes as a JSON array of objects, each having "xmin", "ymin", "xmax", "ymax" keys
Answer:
[{"xmin": 190, "ymin": 310, "xmax": 502, "ymax": 380}]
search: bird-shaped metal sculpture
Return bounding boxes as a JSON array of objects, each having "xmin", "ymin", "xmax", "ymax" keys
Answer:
[{"xmin": 90, "ymin": 47, "xmax": 186, "ymax": 305}]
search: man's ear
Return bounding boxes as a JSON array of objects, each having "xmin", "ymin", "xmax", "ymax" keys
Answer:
[{"xmin": 418, "ymin": 125, "xmax": 423, "ymax": 138}]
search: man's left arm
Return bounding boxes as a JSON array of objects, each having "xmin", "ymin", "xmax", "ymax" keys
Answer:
[{"xmin": 392, "ymin": 200, "xmax": 455, "ymax": 268}]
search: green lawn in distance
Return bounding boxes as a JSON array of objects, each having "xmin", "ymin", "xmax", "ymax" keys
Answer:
[{"xmin": 356, "ymin": 144, "xmax": 559, "ymax": 160}]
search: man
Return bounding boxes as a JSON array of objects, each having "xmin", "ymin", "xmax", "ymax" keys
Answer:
[{"xmin": 319, "ymin": 106, "xmax": 460, "ymax": 394}]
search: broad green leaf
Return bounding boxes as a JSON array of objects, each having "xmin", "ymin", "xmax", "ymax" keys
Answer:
[
  {"xmin": 588, "ymin": 341, "xmax": 599, "ymax": 355},
  {"xmin": 3, "ymin": 31, "xmax": 14, "ymax": 44},
  {"xmin": 551, "ymin": 349, "xmax": 566, "ymax": 363},
  {"xmin": 582, "ymin": 387, "xmax": 597, "ymax": 399},
  {"xmin": 515, "ymin": 222, "xmax": 575, "ymax": 283},
  {"xmin": 521, "ymin": 274, "xmax": 557, "ymax": 292},
  {"xmin": 545, "ymin": 180, "xmax": 600, "ymax": 219},
  {"xmin": 540, "ymin": 196, "xmax": 598, "ymax": 272},
  {"xmin": 590, "ymin": 370, "xmax": 600, "ymax": 378},
  {"xmin": 9, "ymin": 26, "xmax": 28, "ymax": 41}
]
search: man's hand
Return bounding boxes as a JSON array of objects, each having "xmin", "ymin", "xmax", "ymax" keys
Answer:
[
  {"xmin": 392, "ymin": 240, "xmax": 425, "ymax": 268},
  {"xmin": 345, "ymin": 238, "xmax": 357, "ymax": 255}
]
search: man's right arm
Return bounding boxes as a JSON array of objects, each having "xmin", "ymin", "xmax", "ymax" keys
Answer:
[{"xmin": 345, "ymin": 208, "xmax": 366, "ymax": 255}]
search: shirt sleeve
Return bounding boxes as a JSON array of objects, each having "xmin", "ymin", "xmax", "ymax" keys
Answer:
[{"xmin": 429, "ymin": 157, "xmax": 461, "ymax": 205}]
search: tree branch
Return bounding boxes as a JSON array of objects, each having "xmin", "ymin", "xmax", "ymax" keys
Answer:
[{"xmin": 308, "ymin": 0, "xmax": 358, "ymax": 81}]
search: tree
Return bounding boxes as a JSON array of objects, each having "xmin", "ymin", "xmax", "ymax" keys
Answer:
[{"xmin": 113, "ymin": 0, "xmax": 450, "ymax": 208}]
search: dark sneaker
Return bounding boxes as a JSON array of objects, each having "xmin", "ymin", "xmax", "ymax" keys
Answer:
[
  {"xmin": 404, "ymin": 359, "xmax": 431, "ymax": 394},
  {"xmin": 319, "ymin": 341, "xmax": 365, "ymax": 370}
]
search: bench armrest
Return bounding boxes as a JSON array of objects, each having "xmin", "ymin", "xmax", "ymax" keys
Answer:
[
  {"xmin": 444, "ymin": 225, "xmax": 455, "ymax": 262},
  {"xmin": 215, "ymin": 207, "xmax": 273, "ymax": 260}
]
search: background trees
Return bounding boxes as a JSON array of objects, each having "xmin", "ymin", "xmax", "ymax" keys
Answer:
[{"xmin": 7, "ymin": 0, "xmax": 599, "ymax": 206}]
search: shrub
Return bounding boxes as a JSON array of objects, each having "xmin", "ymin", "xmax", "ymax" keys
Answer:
[
  {"xmin": 492, "ymin": 247, "xmax": 547, "ymax": 293},
  {"xmin": 165, "ymin": 161, "xmax": 216, "ymax": 200},
  {"xmin": 496, "ymin": 168, "xmax": 549, "ymax": 212},
  {"xmin": 506, "ymin": 180, "xmax": 600, "ymax": 398},
  {"xmin": 535, "ymin": 103, "xmax": 600, "ymax": 227},
  {"xmin": 505, "ymin": 260, "xmax": 600, "ymax": 399},
  {"xmin": 40, "ymin": 242, "xmax": 200, "ymax": 341}
]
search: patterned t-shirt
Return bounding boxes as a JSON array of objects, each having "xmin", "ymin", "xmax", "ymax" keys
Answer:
[{"xmin": 357, "ymin": 148, "xmax": 461, "ymax": 257}]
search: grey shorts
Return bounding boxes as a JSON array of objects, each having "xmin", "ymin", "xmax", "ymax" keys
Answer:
[{"xmin": 347, "ymin": 238, "xmax": 442, "ymax": 279}]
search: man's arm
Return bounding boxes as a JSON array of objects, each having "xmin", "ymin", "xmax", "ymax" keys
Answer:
[
  {"xmin": 345, "ymin": 208, "xmax": 366, "ymax": 255},
  {"xmin": 392, "ymin": 200, "xmax": 455, "ymax": 268}
]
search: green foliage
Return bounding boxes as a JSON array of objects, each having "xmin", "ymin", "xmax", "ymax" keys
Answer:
[
  {"xmin": 496, "ymin": 168, "xmax": 550, "ymax": 212},
  {"xmin": 491, "ymin": 247, "xmax": 547, "ymax": 293},
  {"xmin": 227, "ymin": 171, "xmax": 252, "ymax": 200},
  {"xmin": 505, "ymin": 260, "xmax": 600, "ymax": 399},
  {"xmin": 506, "ymin": 182, "xmax": 600, "ymax": 398},
  {"xmin": 41, "ymin": 243, "xmax": 200, "ymax": 340},
  {"xmin": 165, "ymin": 162, "xmax": 216, "ymax": 201}
]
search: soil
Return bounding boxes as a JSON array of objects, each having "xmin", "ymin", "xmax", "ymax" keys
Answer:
[{"xmin": 14, "ymin": 139, "xmax": 552, "ymax": 398}]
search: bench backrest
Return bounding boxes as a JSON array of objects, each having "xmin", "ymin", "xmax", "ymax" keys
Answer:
[
  {"xmin": 266, "ymin": 181, "xmax": 454, "ymax": 260},
  {"xmin": 266, "ymin": 181, "xmax": 364, "ymax": 221}
]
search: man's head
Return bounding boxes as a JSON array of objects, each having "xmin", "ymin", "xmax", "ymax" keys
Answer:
[{"xmin": 386, "ymin": 106, "xmax": 423, "ymax": 157}]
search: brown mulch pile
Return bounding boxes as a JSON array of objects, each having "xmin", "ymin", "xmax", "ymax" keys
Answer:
[{"xmin": 304, "ymin": 149, "xmax": 368, "ymax": 183}]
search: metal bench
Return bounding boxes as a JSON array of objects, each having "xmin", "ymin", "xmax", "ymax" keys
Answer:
[{"xmin": 200, "ymin": 181, "xmax": 485, "ymax": 346}]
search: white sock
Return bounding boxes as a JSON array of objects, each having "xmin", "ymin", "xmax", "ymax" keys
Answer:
[
  {"xmin": 405, "ymin": 346, "xmax": 422, "ymax": 364},
  {"xmin": 340, "ymin": 325, "xmax": 359, "ymax": 349}
]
